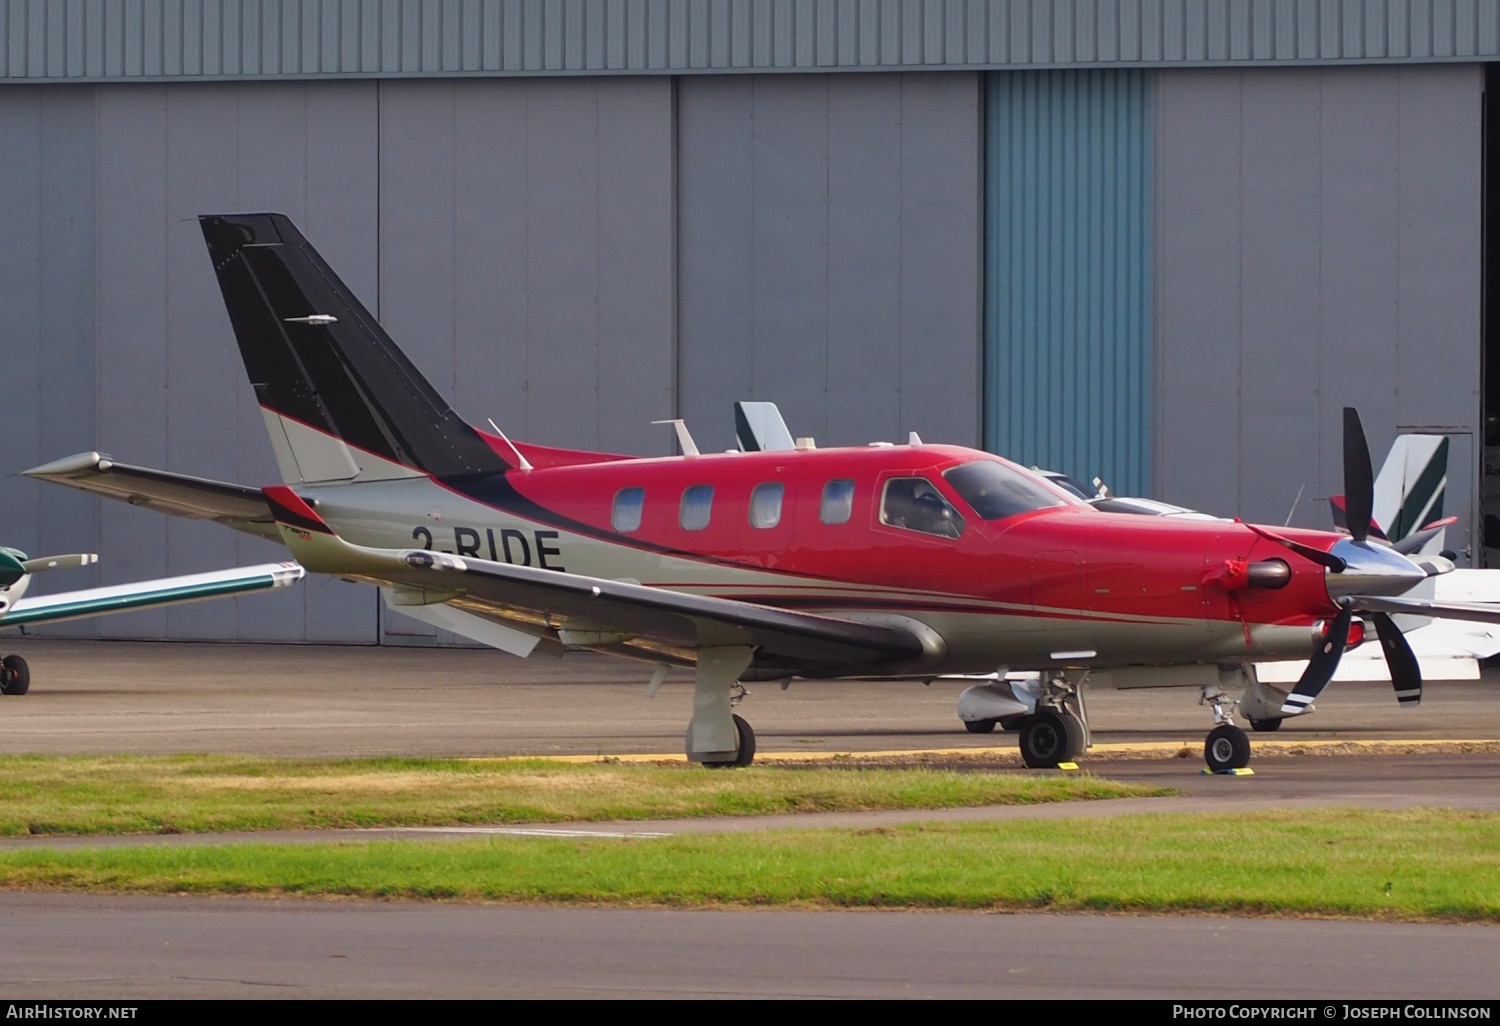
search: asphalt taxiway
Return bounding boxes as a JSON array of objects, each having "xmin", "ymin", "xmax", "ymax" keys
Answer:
[
  {"xmin": 1, "ymin": 638, "xmax": 1498, "ymax": 758},
  {"xmin": 2, "ymin": 894, "xmax": 1497, "ymax": 999}
]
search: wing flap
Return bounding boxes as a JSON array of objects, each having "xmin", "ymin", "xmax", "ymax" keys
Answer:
[{"xmin": 25, "ymin": 453, "xmax": 278, "ymax": 541}]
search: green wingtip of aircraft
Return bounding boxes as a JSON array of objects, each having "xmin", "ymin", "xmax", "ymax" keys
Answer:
[{"xmin": 0, "ymin": 548, "xmax": 304, "ymax": 696}]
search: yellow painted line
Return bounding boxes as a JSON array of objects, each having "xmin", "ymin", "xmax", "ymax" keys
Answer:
[{"xmin": 475, "ymin": 737, "xmax": 1500, "ymax": 766}]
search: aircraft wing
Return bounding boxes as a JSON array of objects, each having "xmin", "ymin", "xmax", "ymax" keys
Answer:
[
  {"xmin": 264, "ymin": 486, "xmax": 928, "ymax": 671},
  {"xmin": 24, "ymin": 452, "xmax": 278, "ymax": 541},
  {"xmin": 395, "ymin": 550, "xmax": 929, "ymax": 671},
  {"xmin": 0, "ymin": 563, "xmax": 304, "ymax": 629}
]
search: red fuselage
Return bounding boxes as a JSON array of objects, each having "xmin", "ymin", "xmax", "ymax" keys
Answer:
[{"xmin": 312, "ymin": 437, "xmax": 1343, "ymax": 675}]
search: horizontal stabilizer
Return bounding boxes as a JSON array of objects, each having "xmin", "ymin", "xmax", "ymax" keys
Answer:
[{"xmin": 24, "ymin": 453, "xmax": 277, "ymax": 541}]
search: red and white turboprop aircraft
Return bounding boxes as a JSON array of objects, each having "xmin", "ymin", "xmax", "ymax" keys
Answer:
[{"xmin": 28, "ymin": 213, "xmax": 1500, "ymax": 771}]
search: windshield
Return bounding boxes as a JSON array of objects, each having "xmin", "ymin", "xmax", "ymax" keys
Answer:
[{"xmin": 943, "ymin": 460, "xmax": 1072, "ymax": 521}]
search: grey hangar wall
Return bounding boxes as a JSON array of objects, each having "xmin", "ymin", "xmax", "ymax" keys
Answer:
[{"xmin": 0, "ymin": 60, "xmax": 1484, "ymax": 644}]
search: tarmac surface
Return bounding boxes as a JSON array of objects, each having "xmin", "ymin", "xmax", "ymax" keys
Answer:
[
  {"xmin": 0, "ymin": 638, "xmax": 1496, "ymax": 999},
  {"xmin": 2, "ymin": 638, "xmax": 1499, "ymax": 758}
]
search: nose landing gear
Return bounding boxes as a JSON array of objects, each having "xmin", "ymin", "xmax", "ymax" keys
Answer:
[{"xmin": 1200, "ymin": 684, "xmax": 1252, "ymax": 772}]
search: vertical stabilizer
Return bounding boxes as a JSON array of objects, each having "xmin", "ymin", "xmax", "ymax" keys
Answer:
[
  {"xmin": 198, "ymin": 213, "xmax": 510, "ymax": 483},
  {"xmin": 1372, "ymin": 435, "xmax": 1449, "ymax": 550}
]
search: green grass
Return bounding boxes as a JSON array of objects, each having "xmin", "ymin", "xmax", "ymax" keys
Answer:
[
  {"xmin": 0, "ymin": 755, "xmax": 1169, "ymax": 836},
  {"xmin": 1, "ymin": 809, "xmax": 1495, "ymax": 922}
]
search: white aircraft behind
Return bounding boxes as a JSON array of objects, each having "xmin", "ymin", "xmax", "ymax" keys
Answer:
[{"xmin": 0, "ymin": 545, "xmax": 304, "ymax": 695}]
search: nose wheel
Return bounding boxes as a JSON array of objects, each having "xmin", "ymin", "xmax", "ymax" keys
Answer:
[
  {"xmin": 1200, "ymin": 685, "xmax": 1252, "ymax": 772},
  {"xmin": 1204, "ymin": 723, "xmax": 1251, "ymax": 772}
]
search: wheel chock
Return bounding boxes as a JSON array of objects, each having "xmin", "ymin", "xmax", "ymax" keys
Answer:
[
  {"xmin": 1057, "ymin": 761, "xmax": 1080, "ymax": 771},
  {"xmin": 1201, "ymin": 767, "xmax": 1255, "ymax": 776}
]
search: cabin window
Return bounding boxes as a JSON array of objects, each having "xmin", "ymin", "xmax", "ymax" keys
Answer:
[
  {"xmin": 749, "ymin": 483, "xmax": 784, "ymax": 528},
  {"xmin": 879, "ymin": 477, "xmax": 965, "ymax": 539},
  {"xmin": 820, "ymin": 479, "xmax": 855, "ymax": 525},
  {"xmin": 612, "ymin": 487, "xmax": 645, "ymax": 533},
  {"xmin": 943, "ymin": 459, "xmax": 1071, "ymax": 521},
  {"xmin": 680, "ymin": 484, "xmax": 714, "ymax": 531}
]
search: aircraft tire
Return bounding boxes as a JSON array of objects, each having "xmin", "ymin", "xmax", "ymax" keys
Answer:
[
  {"xmin": 1247, "ymin": 717, "xmax": 1283, "ymax": 733},
  {"xmin": 999, "ymin": 716, "xmax": 1024, "ymax": 733},
  {"xmin": 1018, "ymin": 709, "xmax": 1081, "ymax": 769},
  {"xmin": 703, "ymin": 714, "xmax": 756, "ymax": 769},
  {"xmin": 0, "ymin": 655, "xmax": 29, "ymax": 696},
  {"xmin": 963, "ymin": 718, "xmax": 997, "ymax": 734},
  {"xmin": 1205, "ymin": 724, "xmax": 1251, "ymax": 772}
]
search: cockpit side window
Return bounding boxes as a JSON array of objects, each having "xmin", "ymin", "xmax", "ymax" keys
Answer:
[
  {"xmin": 879, "ymin": 477, "xmax": 965, "ymax": 539},
  {"xmin": 943, "ymin": 460, "xmax": 1071, "ymax": 521}
]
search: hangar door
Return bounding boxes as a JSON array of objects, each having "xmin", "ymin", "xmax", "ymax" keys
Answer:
[{"xmin": 984, "ymin": 70, "xmax": 1153, "ymax": 497}]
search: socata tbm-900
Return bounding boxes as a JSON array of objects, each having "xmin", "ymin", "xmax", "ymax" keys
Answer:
[{"xmin": 30, "ymin": 214, "xmax": 1497, "ymax": 771}]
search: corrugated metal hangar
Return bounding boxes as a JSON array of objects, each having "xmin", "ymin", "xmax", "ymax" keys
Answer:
[{"xmin": 1, "ymin": 0, "xmax": 1496, "ymax": 644}]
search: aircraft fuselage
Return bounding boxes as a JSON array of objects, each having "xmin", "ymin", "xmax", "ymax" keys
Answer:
[{"xmin": 298, "ymin": 438, "xmax": 1342, "ymax": 678}]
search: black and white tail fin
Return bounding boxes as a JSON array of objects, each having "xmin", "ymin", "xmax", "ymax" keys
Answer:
[
  {"xmin": 1328, "ymin": 434, "xmax": 1450, "ymax": 555},
  {"xmin": 199, "ymin": 213, "xmax": 510, "ymax": 484}
]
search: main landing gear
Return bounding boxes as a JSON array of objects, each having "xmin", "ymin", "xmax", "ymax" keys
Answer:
[
  {"xmin": 0, "ymin": 654, "xmax": 29, "ymax": 696},
  {"xmin": 685, "ymin": 646, "xmax": 757, "ymax": 768},
  {"xmin": 1014, "ymin": 673, "xmax": 1089, "ymax": 769},
  {"xmin": 955, "ymin": 672, "xmax": 1089, "ymax": 768}
]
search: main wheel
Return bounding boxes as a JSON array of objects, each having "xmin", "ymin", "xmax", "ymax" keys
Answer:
[
  {"xmin": 999, "ymin": 716, "xmax": 1024, "ymax": 733},
  {"xmin": 1247, "ymin": 716, "xmax": 1283, "ymax": 733},
  {"xmin": 964, "ymin": 718, "xmax": 997, "ymax": 734},
  {"xmin": 1204, "ymin": 724, "xmax": 1251, "ymax": 772},
  {"xmin": 1018, "ymin": 709, "xmax": 1083, "ymax": 769},
  {"xmin": 704, "ymin": 714, "xmax": 756, "ymax": 769},
  {"xmin": 0, "ymin": 655, "xmax": 29, "ymax": 696}
]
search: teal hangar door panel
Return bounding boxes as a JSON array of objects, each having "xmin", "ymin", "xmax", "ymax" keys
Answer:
[{"xmin": 984, "ymin": 69, "xmax": 1153, "ymax": 497}]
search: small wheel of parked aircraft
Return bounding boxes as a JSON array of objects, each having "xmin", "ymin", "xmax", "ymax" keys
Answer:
[
  {"xmin": 999, "ymin": 716, "xmax": 1023, "ymax": 733},
  {"xmin": 1204, "ymin": 724, "xmax": 1251, "ymax": 772},
  {"xmin": 1018, "ymin": 709, "xmax": 1084, "ymax": 769},
  {"xmin": 703, "ymin": 714, "xmax": 756, "ymax": 769},
  {"xmin": 1247, "ymin": 717, "xmax": 1282, "ymax": 733},
  {"xmin": 0, "ymin": 655, "xmax": 29, "ymax": 696},
  {"xmin": 963, "ymin": 718, "xmax": 997, "ymax": 734}
]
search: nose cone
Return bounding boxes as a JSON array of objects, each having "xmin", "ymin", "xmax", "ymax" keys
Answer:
[{"xmin": 1324, "ymin": 538, "xmax": 1428, "ymax": 601}]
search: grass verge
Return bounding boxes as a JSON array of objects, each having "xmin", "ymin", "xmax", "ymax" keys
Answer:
[
  {"xmin": 0, "ymin": 809, "xmax": 1495, "ymax": 922},
  {"xmin": 0, "ymin": 755, "xmax": 1170, "ymax": 836}
]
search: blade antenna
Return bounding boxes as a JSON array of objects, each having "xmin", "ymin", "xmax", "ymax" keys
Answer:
[
  {"xmin": 487, "ymin": 419, "xmax": 533, "ymax": 472},
  {"xmin": 1284, "ymin": 484, "xmax": 1304, "ymax": 527}
]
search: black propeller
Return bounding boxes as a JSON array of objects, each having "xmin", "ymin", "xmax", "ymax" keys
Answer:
[
  {"xmin": 1280, "ymin": 607, "xmax": 1352, "ymax": 717},
  {"xmin": 1278, "ymin": 408, "xmax": 1427, "ymax": 716},
  {"xmin": 1342, "ymin": 407, "xmax": 1374, "ymax": 543}
]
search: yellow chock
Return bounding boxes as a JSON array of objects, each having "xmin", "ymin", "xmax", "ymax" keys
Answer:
[
  {"xmin": 1057, "ymin": 761, "xmax": 1080, "ymax": 771},
  {"xmin": 1201, "ymin": 767, "xmax": 1255, "ymax": 776}
]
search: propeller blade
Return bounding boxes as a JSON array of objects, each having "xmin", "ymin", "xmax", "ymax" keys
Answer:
[
  {"xmin": 1280, "ymin": 607, "xmax": 1353, "ymax": 716},
  {"xmin": 1348, "ymin": 594, "xmax": 1500, "ymax": 627},
  {"xmin": 19, "ymin": 553, "xmax": 97, "ymax": 574},
  {"xmin": 1343, "ymin": 407, "xmax": 1374, "ymax": 544},
  {"xmin": 1245, "ymin": 523, "xmax": 1348, "ymax": 572},
  {"xmin": 1369, "ymin": 611, "xmax": 1421, "ymax": 706},
  {"xmin": 1391, "ymin": 516, "xmax": 1459, "ymax": 556}
]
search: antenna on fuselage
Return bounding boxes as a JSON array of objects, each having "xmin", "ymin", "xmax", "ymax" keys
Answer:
[
  {"xmin": 1283, "ymin": 484, "xmax": 1304, "ymax": 527},
  {"xmin": 652, "ymin": 419, "xmax": 701, "ymax": 457},
  {"xmin": 487, "ymin": 419, "xmax": 534, "ymax": 472}
]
